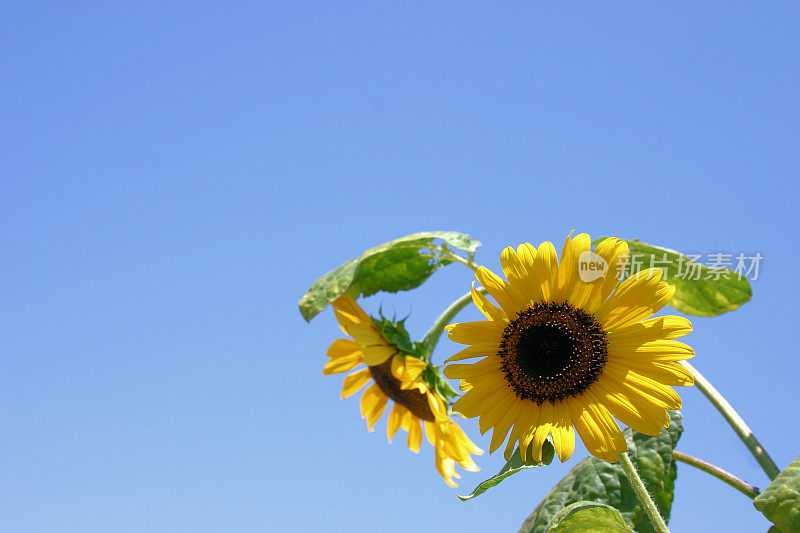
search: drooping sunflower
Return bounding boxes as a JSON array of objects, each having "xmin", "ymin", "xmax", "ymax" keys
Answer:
[
  {"xmin": 324, "ymin": 295, "xmax": 483, "ymax": 486},
  {"xmin": 443, "ymin": 233, "xmax": 694, "ymax": 464}
]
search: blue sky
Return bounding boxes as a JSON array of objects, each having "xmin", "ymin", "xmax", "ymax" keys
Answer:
[{"xmin": 2, "ymin": 2, "xmax": 799, "ymax": 532}]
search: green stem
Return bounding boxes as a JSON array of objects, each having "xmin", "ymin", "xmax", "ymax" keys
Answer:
[
  {"xmin": 420, "ymin": 289, "xmax": 485, "ymax": 356},
  {"xmin": 427, "ymin": 245, "xmax": 478, "ymax": 271},
  {"xmin": 618, "ymin": 452, "xmax": 670, "ymax": 533},
  {"xmin": 672, "ymin": 450, "xmax": 760, "ymax": 499},
  {"xmin": 681, "ymin": 361, "xmax": 780, "ymax": 480}
]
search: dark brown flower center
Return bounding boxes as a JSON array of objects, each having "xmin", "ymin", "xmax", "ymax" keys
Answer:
[
  {"xmin": 498, "ymin": 301, "xmax": 607, "ymax": 404},
  {"xmin": 368, "ymin": 358, "xmax": 435, "ymax": 422}
]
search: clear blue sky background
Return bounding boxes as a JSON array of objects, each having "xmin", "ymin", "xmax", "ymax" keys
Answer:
[{"xmin": 3, "ymin": 2, "xmax": 799, "ymax": 532}]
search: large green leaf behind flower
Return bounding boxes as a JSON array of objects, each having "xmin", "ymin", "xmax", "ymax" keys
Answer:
[
  {"xmin": 544, "ymin": 502, "xmax": 635, "ymax": 533},
  {"xmin": 610, "ymin": 239, "xmax": 752, "ymax": 317},
  {"xmin": 298, "ymin": 231, "xmax": 480, "ymax": 321},
  {"xmin": 519, "ymin": 411, "xmax": 683, "ymax": 533},
  {"xmin": 754, "ymin": 455, "xmax": 800, "ymax": 532}
]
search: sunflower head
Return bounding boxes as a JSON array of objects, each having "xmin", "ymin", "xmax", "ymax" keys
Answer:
[
  {"xmin": 324, "ymin": 295, "xmax": 483, "ymax": 486},
  {"xmin": 443, "ymin": 233, "xmax": 694, "ymax": 464}
]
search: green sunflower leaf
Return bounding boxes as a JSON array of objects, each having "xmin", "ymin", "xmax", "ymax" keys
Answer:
[
  {"xmin": 298, "ymin": 231, "xmax": 480, "ymax": 321},
  {"xmin": 544, "ymin": 502, "xmax": 635, "ymax": 533},
  {"xmin": 519, "ymin": 410, "xmax": 683, "ymax": 533},
  {"xmin": 457, "ymin": 439, "xmax": 556, "ymax": 501},
  {"xmin": 753, "ymin": 454, "xmax": 800, "ymax": 533},
  {"xmin": 596, "ymin": 238, "xmax": 752, "ymax": 317}
]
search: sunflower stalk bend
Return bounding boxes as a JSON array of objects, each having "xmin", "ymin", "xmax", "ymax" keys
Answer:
[
  {"xmin": 680, "ymin": 361, "xmax": 780, "ymax": 481},
  {"xmin": 672, "ymin": 450, "xmax": 760, "ymax": 499},
  {"xmin": 618, "ymin": 452, "xmax": 671, "ymax": 533},
  {"xmin": 420, "ymin": 289, "xmax": 486, "ymax": 357}
]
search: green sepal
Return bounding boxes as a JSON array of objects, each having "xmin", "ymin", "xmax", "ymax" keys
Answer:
[
  {"xmin": 432, "ymin": 370, "xmax": 459, "ymax": 402},
  {"xmin": 371, "ymin": 312, "xmax": 416, "ymax": 356}
]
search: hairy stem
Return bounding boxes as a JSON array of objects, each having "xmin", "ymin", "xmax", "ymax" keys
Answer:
[
  {"xmin": 681, "ymin": 361, "xmax": 780, "ymax": 480},
  {"xmin": 618, "ymin": 452, "xmax": 670, "ymax": 533},
  {"xmin": 672, "ymin": 450, "xmax": 760, "ymax": 499},
  {"xmin": 420, "ymin": 288, "xmax": 485, "ymax": 357}
]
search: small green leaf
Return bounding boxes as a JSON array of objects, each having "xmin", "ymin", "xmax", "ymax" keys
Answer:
[
  {"xmin": 596, "ymin": 238, "xmax": 752, "ymax": 317},
  {"xmin": 754, "ymin": 455, "xmax": 800, "ymax": 533},
  {"xmin": 519, "ymin": 411, "xmax": 683, "ymax": 533},
  {"xmin": 298, "ymin": 231, "xmax": 480, "ymax": 321},
  {"xmin": 457, "ymin": 439, "xmax": 556, "ymax": 501},
  {"xmin": 545, "ymin": 502, "xmax": 635, "ymax": 533}
]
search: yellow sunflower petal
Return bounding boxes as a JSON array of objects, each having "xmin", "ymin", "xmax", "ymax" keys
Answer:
[
  {"xmin": 361, "ymin": 345, "xmax": 394, "ymax": 366},
  {"xmin": 596, "ymin": 269, "xmax": 676, "ymax": 331},
  {"xmin": 475, "ymin": 266, "xmax": 523, "ymax": 316},
  {"xmin": 593, "ymin": 378, "xmax": 668, "ymax": 436},
  {"xmin": 500, "ymin": 246, "xmax": 528, "ymax": 287},
  {"xmin": 550, "ymin": 404, "xmax": 576, "ymax": 463},
  {"xmin": 332, "ymin": 294, "xmax": 372, "ymax": 323},
  {"xmin": 445, "ymin": 320, "xmax": 504, "ymax": 345},
  {"xmin": 390, "ymin": 355, "xmax": 404, "ymax": 380},
  {"xmin": 504, "ymin": 424, "xmax": 521, "ymax": 460},
  {"xmin": 341, "ymin": 368, "xmax": 372, "ymax": 399},
  {"xmin": 387, "ymin": 403, "xmax": 405, "ymax": 442},
  {"xmin": 609, "ymin": 339, "xmax": 695, "ymax": 363},
  {"xmin": 407, "ymin": 416, "xmax": 423, "ymax": 453},
  {"xmin": 427, "ymin": 393, "xmax": 448, "ymax": 421},
  {"xmin": 444, "ymin": 357, "xmax": 499, "ymax": 380},
  {"xmin": 435, "ymin": 445, "xmax": 460, "ymax": 486},
  {"xmin": 515, "ymin": 243, "xmax": 543, "ymax": 302},
  {"xmin": 459, "ymin": 365, "xmax": 509, "ymax": 389},
  {"xmin": 507, "ymin": 403, "xmax": 539, "ymax": 461},
  {"xmin": 450, "ymin": 421, "xmax": 483, "ymax": 459},
  {"xmin": 585, "ymin": 237, "xmax": 629, "ymax": 313},
  {"xmin": 555, "ymin": 231, "xmax": 591, "ymax": 303},
  {"xmin": 471, "ymin": 283, "xmax": 507, "ymax": 323},
  {"xmin": 360, "ymin": 384, "xmax": 388, "ymax": 431},
  {"xmin": 569, "ymin": 395, "xmax": 626, "ymax": 463},
  {"xmin": 609, "ymin": 316, "xmax": 693, "ymax": 345},
  {"xmin": 500, "ymin": 247, "xmax": 535, "ymax": 309},
  {"xmin": 322, "ymin": 353, "xmax": 362, "ymax": 375},
  {"xmin": 597, "ymin": 238, "xmax": 629, "ymax": 301},
  {"xmin": 533, "ymin": 241, "xmax": 558, "ymax": 302},
  {"xmin": 403, "ymin": 356, "xmax": 427, "ymax": 382},
  {"xmin": 445, "ymin": 343, "xmax": 498, "ymax": 363},
  {"xmin": 528, "ymin": 402, "xmax": 553, "ymax": 463},
  {"xmin": 424, "ymin": 420, "xmax": 437, "ymax": 446},
  {"xmin": 451, "ymin": 378, "xmax": 504, "ymax": 417},
  {"xmin": 326, "ymin": 338, "xmax": 362, "ymax": 359},
  {"xmin": 338, "ymin": 317, "xmax": 386, "ymax": 347},
  {"xmin": 588, "ymin": 399, "xmax": 627, "ymax": 461},
  {"xmin": 488, "ymin": 401, "xmax": 523, "ymax": 454},
  {"xmin": 607, "ymin": 360, "xmax": 694, "ymax": 387},
  {"xmin": 479, "ymin": 391, "xmax": 517, "ymax": 434},
  {"xmin": 602, "ymin": 366, "xmax": 682, "ymax": 410},
  {"xmin": 452, "ymin": 385, "xmax": 504, "ymax": 417}
]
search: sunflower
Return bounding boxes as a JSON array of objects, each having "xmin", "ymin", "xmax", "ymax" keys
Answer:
[
  {"xmin": 443, "ymin": 233, "xmax": 694, "ymax": 464},
  {"xmin": 324, "ymin": 295, "xmax": 483, "ymax": 486}
]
